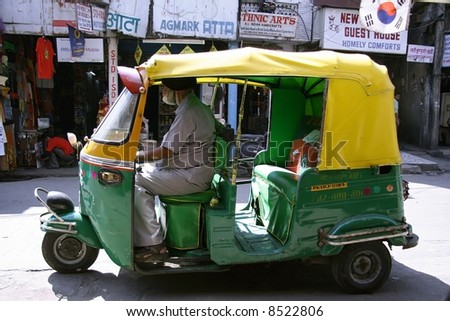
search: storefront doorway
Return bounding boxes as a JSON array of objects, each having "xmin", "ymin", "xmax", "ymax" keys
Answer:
[{"xmin": 55, "ymin": 63, "xmax": 107, "ymax": 139}]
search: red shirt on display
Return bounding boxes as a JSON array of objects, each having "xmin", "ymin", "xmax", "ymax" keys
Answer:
[{"xmin": 36, "ymin": 38, "xmax": 55, "ymax": 80}]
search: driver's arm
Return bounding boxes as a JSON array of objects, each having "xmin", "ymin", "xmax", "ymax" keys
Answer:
[{"xmin": 136, "ymin": 146, "xmax": 173, "ymax": 163}]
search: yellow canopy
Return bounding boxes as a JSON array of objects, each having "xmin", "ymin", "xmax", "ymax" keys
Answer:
[
  {"xmin": 142, "ymin": 47, "xmax": 392, "ymax": 96},
  {"xmin": 140, "ymin": 47, "xmax": 400, "ymax": 170}
]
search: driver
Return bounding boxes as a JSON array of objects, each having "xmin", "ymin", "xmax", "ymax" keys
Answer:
[{"xmin": 133, "ymin": 77, "xmax": 216, "ymax": 262}]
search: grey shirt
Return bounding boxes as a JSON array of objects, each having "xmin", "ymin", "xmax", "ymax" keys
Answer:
[{"xmin": 159, "ymin": 91, "xmax": 215, "ymax": 171}]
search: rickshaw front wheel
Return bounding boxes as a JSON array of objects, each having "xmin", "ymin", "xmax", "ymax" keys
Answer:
[
  {"xmin": 42, "ymin": 232, "xmax": 99, "ymax": 273},
  {"xmin": 331, "ymin": 241, "xmax": 391, "ymax": 294}
]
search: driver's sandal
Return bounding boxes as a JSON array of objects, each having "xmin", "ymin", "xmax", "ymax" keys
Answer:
[{"xmin": 134, "ymin": 243, "xmax": 169, "ymax": 263}]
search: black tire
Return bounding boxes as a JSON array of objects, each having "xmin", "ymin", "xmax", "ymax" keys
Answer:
[
  {"xmin": 42, "ymin": 232, "xmax": 99, "ymax": 273},
  {"xmin": 331, "ymin": 241, "xmax": 392, "ymax": 294}
]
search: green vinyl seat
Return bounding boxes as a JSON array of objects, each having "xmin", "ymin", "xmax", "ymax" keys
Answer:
[
  {"xmin": 252, "ymin": 164, "xmax": 298, "ymax": 244},
  {"xmin": 159, "ymin": 137, "xmax": 230, "ymax": 250}
]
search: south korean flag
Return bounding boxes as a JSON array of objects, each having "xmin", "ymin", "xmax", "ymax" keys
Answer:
[{"xmin": 360, "ymin": 0, "xmax": 412, "ymax": 34}]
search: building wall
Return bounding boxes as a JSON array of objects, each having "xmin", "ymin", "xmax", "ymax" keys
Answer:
[
  {"xmin": 0, "ymin": 0, "xmax": 52, "ymax": 35},
  {"xmin": 394, "ymin": 3, "xmax": 449, "ymax": 147}
]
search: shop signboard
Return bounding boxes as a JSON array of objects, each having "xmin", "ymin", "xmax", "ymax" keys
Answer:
[
  {"xmin": 91, "ymin": 6, "xmax": 106, "ymax": 32},
  {"xmin": 239, "ymin": 11, "xmax": 298, "ymax": 39},
  {"xmin": 109, "ymin": 38, "xmax": 118, "ymax": 106},
  {"xmin": 407, "ymin": 44, "xmax": 434, "ymax": 64},
  {"xmin": 239, "ymin": 0, "xmax": 314, "ymax": 43},
  {"xmin": 152, "ymin": 0, "xmax": 238, "ymax": 40},
  {"xmin": 76, "ymin": 4, "xmax": 106, "ymax": 33},
  {"xmin": 76, "ymin": 4, "xmax": 93, "ymax": 33},
  {"xmin": 107, "ymin": 0, "xmax": 150, "ymax": 38},
  {"xmin": 53, "ymin": 1, "xmax": 104, "ymax": 36},
  {"xmin": 56, "ymin": 38, "xmax": 104, "ymax": 63},
  {"xmin": 321, "ymin": 7, "xmax": 408, "ymax": 55}
]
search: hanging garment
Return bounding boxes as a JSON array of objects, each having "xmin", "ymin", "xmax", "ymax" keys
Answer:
[{"xmin": 36, "ymin": 38, "xmax": 55, "ymax": 80}]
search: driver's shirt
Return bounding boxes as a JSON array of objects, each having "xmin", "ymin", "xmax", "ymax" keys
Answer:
[{"xmin": 157, "ymin": 91, "xmax": 215, "ymax": 183}]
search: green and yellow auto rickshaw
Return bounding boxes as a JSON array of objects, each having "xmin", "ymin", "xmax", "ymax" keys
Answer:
[{"xmin": 35, "ymin": 47, "xmax": 418, "ymax": 293}]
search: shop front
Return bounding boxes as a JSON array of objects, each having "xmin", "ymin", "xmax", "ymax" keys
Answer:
[
  {"xmin": 0, "ymin": 33, "xmax": 108, "ymax": 170},
  {"xmin": 0, "ymin": 0, "xmax": 108, "ymax": 171}
]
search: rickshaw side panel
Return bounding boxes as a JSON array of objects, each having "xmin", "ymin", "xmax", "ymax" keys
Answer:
[
  {"xmin": 79, "ymin": 158, "xmax": 134, "ymax": 270},
  {"xmin": 76, "ymin": 86, "xmax": 144, "ymax": 271},
  {"xmin": 250, "ymin": 165, "xmax": 406, "ymax": 260},
  {"xmin": 294, "ymin": 166, "xmax": 405, "ymax": 255}
]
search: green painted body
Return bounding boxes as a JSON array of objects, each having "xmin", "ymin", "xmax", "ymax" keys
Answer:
[
  {"xmin": 43, "ymin": 159, "xmax": 408, "ymax": 269},
  {"xmin": 40, "ymin": 210, "xmax": 101, "ymax": 249},
  {"xmin": 78, "ymin": 161, "xmax": 135, "ymax": 269},
  {"xmin": 204, "ymin": 165, "xmax": 407, "ymax": 265}
]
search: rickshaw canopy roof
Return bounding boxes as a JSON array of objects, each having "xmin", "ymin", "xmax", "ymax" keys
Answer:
[
  {"xmin": 137, "ymin": 47, "xmax": 400, "ymax": 170},
  {"xmin": 141, "ymin": 47, "xmax": 393, "ymax": 95}
]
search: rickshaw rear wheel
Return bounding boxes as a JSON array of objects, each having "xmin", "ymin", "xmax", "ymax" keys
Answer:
[
  {"xmin": 42, "ymin": 232, "xmax": 99, "ymax": 273},
  {"xmin": 331, "ymin": 241, "xmax": 391, "ymax": 294}
]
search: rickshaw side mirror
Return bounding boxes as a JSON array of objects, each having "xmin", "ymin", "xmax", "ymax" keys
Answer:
[{"xmin": 118, "ymin": 66, "xmax": 144, "ymax": 94}]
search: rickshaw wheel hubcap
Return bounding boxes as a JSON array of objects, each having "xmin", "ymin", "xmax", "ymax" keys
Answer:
[
  {"xmin": 54, "ymin": 235, "xmax": 86, "ymax": 264},
  {"xmin": 350, "ymin": 251, "xmax": 380, "ymax": 284}
]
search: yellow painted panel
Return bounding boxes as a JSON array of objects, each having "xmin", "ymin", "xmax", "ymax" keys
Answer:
[{"xmin": 318, "ymin": 79, "xmax": 401, "ymax": 170}]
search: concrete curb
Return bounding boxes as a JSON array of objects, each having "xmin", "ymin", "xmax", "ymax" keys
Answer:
[
  {"xmin": 400, "ymin": 151, "xmax": 442, "ymax": 173},
  {"xmin": 401, "ymin": 164, "xmax": 423, "ymax": 174}
]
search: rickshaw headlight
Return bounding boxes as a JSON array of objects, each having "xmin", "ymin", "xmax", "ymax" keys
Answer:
[{"xmin": 98, "ymin": 169, "xmax": 123, "ymax": 185}]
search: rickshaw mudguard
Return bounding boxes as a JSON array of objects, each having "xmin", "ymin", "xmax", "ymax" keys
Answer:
[
  {"xmin": 40, "ymin": 210, "xmax": 102, "ymax": 249},
  {"xmin": 319, "ymin": 213, "xmax": 409, "ymax": 256}
]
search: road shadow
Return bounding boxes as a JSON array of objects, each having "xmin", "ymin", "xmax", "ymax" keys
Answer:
[{"xmin": 47, "ymin": 259, "xmax": 450, "ymax": 301}]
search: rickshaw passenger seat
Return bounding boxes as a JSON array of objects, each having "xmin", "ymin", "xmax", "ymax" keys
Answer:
[
  {"xmin": 253, "ymin": 165, "xmax": 298, "ymax": 202},
  {"xmin": 252, "ymin": 164, "xmax": 298, "ymax": 244}
]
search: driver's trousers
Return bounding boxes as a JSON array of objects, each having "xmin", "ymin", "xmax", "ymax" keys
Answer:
[{"xmin": 133, "ymin": 164, "xmax": 213, "ymax": 247}]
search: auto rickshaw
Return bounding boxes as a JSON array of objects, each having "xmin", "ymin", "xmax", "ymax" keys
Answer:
[{"xmin": 35, "ymin": 47, "xmax": 418, "ymax": 294}]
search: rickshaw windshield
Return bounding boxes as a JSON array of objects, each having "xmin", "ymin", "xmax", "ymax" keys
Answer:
[{"xmin": 91, "ymin": 88, "xmax": 139, "ymax": 144}]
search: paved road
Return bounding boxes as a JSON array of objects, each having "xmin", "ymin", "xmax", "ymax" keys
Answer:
[{"xmin": 0, "ymin": 173, "xmax": 449, "ymax": 301}]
